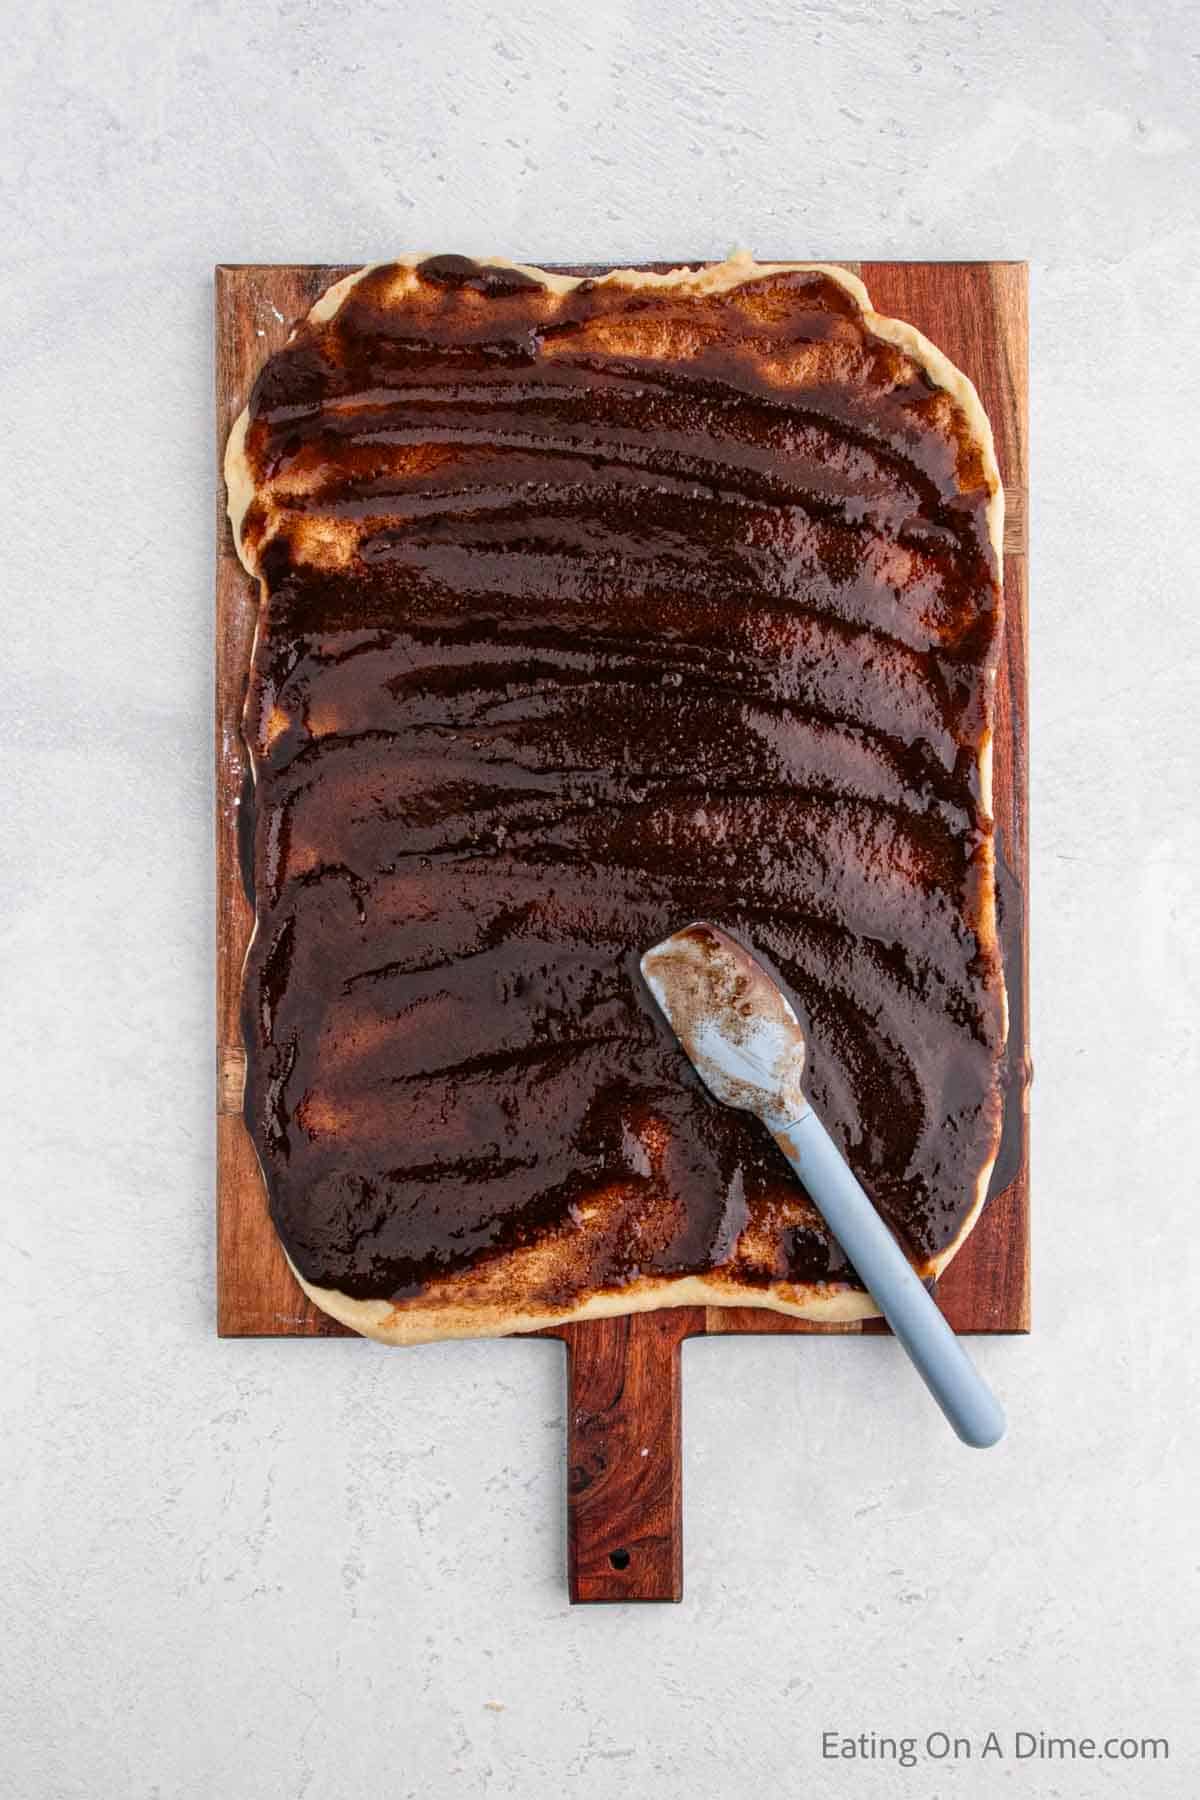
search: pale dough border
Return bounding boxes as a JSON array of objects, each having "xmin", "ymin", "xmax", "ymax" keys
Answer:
[{"xmin": 225, "ymin": 253, "xmax": 1006, "ymax": 1346}]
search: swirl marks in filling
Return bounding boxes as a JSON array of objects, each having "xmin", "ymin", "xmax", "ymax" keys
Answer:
[{"xmin": 231, "ymin": 256, "xmax": 1005, "ymax": 1313}]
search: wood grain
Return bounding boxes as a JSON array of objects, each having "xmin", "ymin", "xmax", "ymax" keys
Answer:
[
  {"xmin": 559, "ymin": 1311, "xmax": 688, "ymax": 1603},
  {"xmin": 215, "ymin": 259, "xmax": 1029, "ymax": 1600}
]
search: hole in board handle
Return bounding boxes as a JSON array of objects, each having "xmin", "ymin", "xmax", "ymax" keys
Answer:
[{"xmin": 608, "ymin": 1548, "xmax": 632, "ymax": 1571}]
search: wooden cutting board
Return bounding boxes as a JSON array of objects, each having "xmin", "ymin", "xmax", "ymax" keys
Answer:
[{"xmin": 216, "ymin": 260, "xmax": 1030, "ymax": 1603}]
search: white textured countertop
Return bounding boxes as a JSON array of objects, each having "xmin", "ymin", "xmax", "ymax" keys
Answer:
[{"xmin": 3, "ymin": 3, "xmax": 1198, "ymax": 1796}]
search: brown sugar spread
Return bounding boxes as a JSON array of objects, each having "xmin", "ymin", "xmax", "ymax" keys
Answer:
[{"xmin": 230, "ymin": 256, "xmax": 1006, "ymax": 1316}]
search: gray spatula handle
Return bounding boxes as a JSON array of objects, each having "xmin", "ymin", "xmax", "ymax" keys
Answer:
[{"xmin": 775, "ymin": 1109, "xmax": 1006, "ymax": 1448}]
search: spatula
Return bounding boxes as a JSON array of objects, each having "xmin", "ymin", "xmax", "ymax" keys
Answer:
[{"xmin": 641, "ymin": 921, "xmax": 1006, "ymax": 1449}]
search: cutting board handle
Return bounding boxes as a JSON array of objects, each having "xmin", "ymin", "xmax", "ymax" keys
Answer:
[{"xmin": 558, "ymin": 1309, "xmax": 697, "ymax": 1603}]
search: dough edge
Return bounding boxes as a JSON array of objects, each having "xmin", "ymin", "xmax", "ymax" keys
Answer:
[{"xmin": 225, "ymin": 251, "xmax": 1006, "ymax": 1345}]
